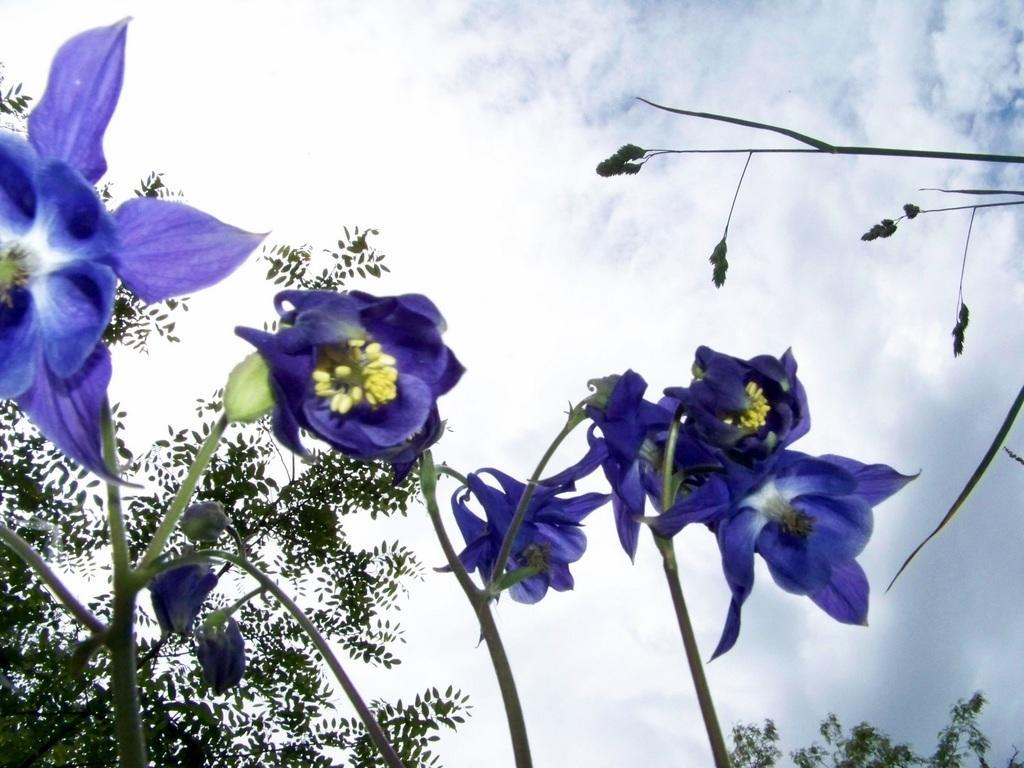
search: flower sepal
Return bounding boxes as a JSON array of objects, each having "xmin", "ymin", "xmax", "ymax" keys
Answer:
[{"xmin": 489, "ymin": 564, "xmax": 543, "ymax": 597}]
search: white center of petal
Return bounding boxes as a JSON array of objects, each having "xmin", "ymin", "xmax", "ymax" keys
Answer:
[
  {"xmin": 0, "ymin": 220, "xmax": 77, "ymax": 297},
  {"xmin": 743, "ymin": 480, "xmax": 815, "ymax": 538}
]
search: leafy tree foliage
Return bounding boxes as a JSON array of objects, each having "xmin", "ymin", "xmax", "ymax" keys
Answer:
[
  {"xmin": 730, "ymin": 694, "xmax": 1022, "ymax": 768},
  {"xmin": 0, "ymin": 79, "xmax": 468, "ymax": 765}
]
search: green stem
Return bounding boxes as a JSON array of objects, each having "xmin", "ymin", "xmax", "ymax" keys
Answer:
[
  {"xmin": 722, "ymin": 152, "xmax": 752, "ymax": 238},
  {"xmin": 196, "ymin": 549, "xmax": 407, "ymax": 768},
  {"xmin": 222, "ymin": 586, "xmax": 265, "ymax": 617},
  {"xmin": 100, "ymin": 403, "xmax": 147, "ymax": 768},
  {"xmin": 140, "ymin": 416, "xmax": 227, "ymax": 568},
  {"xmin": 654, "ymin": 534, "xmax": 731, "ymax": 768},
  {"xmin": 436, "ymin": 462, "xmax": 470, "ymax": 487},
  {"xmin": 0, "ymin": 523, "xmax": 105, "ymax": 633},
  {"xmin": 476, "ymin": 602, "xmax": 532, "ymax": 768},
  {"xmin": 637, "ymin": 99, "xmax": 1024, "ymax": 164},
  {"xmin": 107, "ymin": 587, "xmax": 147, "ymax": 768},
  {"xmin": 488, "ymin": 402, "xmax": 588, "ymax": 587},
  {"xmin": 655, "ymin": 416, "xmax": 730, "ymax": 768},
  {"xmin": 419, "ymin": 453, "xmax": 532, "ymax": 768},
  {"xmin": 100, "ymin": 403, "xmax": 132, "ymax": 577}
]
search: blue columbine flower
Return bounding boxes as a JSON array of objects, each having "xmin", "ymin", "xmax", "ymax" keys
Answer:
[
  {"xmin": 666, "ymin": 346, "xmax": 809, "ymax": 464},
  {"xmin": 236, "ymin": 290, "xmax": 463, "ymax": 480},
  {"xmin": 650, "ymin": 450, "xmax": 915, "ymax": 658},
  {"xmin": 585, "ymin": 370, "xmax": 718, "ymax": 559},
  {"xmin": 196, "ymin": 614, "xmax": 246, "ymax": 695},
  {"xmin": 451, "ymin": 468, "xmax": 609, "ymax": 603},
  {"xmin": 149, "ymin": 564, "xmax": 219, "ymax": 636},
  {"xmin": 0, "ymin": 21, "xmax": 264, "ymax": 478}
]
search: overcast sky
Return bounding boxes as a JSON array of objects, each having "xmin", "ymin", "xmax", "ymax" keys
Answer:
[{"xmin": 3, "ymin": 1, "xmax": 1024, "ymax": 765}]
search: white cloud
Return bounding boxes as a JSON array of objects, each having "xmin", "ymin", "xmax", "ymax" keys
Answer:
[{"xmin": 3, "ymin": 0, "xmax": 1024, "ymax": 765}]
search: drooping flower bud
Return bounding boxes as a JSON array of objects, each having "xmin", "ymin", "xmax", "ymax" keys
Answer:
[
  {"xmin": 180, "ymin": 500, "xmax": 229, "ymax": 543},
  {"xmin": 149, "ymin": 564, "xmax": 218, "ymax": 636},
  {"xmin": 196, "ymin": 613, "xmax": 246, "ymax": 695}
]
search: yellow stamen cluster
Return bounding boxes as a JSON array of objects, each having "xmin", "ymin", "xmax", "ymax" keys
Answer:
[
  {"xmin": 0, "ymin": 245, "xmax": 30, "ymax": 308},
  {"xmin": 755, "ymin": 486, "xmax": 816, "ymax": 539},
  {"xmin": 312, "ymin": 338, "xmax": 399, "ymax": 415},
  {"xmin": 780, "ymin": 507, "xmax": 815, "ymax": 538},
  {"xmin": 723, "ymin": 381, "xmax": 771, "ymax": 430}
]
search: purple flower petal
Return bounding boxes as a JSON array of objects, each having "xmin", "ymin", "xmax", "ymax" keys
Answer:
[
  {"xmin": 542, "ymin": 433, "xmax": 607, "ymax": 488},
  {"xmin": 534, "ymin": 521, "xmax": 587, "ymax": 562},
  {"xmin": 17, "ymin": 344, "xmax": 115, "ymax": 481},
  {"xmin": 612, "ymin": 494, "xmax": 640, "ymax": 561},
  {"xmin": 809, "ymin": 559, "xmax": 869, "ymax": 625},
  {"xmin": 234, "ymin": 327, "xmax": 310, "ymax": 454},
  {"xmin": 711, "ymin": 597, "xmax": 744, "ymax": 661},
  {"xmin": 150, "ymin": 564, "xmax": 218, "ymax": 636},
  {"xmin": 0, "ymin": 135, "xmax": 39, "ymax": 232},
  {"xmin": 509, "ymin": 573, "xmax": 548, "ymax": 604},
  {"xmin": 535, "ymin": 491, "xmax": 608, "ymax": 525},
  {"xmin": 35, "ymin": 159, "xmax": 117, "ymax": 257},
  {"xmin": 818, "ymin": 454, "xmax": 917, "ymax": 506},
  {"xmin": 303, "ymin": 374, "xmax": 433, "ymax": 455},
  {"xmin": 796, "ymin": 494, "xmax": 873, "ymax": 561},
  {"xmin": 758, "ymin": 524, "xmax": 832, "ymax": 595},
  {"xmin": 649, "ymin": 475, "xmax": 732, "ymax": 537},
  {"xmin": 0, "ymin": 291, "xmax": 39, "ymax": 399},
  {"xmin": 112, "ymin": 198, "xmax": 265, "ymax": 303},
  {"xmin": 711, "ymin": 508, "xmax": 766, "ymax": 659},
  {"xmin": 451, "ymin": 487, "xmax": 487, "ymax": 545},
  {"xmin": 28, "ymin": 19, "xmax": 128, "ymax": 184},
  {"xmin": 477, "ymin": 468, "xmax": 528, "ymax": 512},
  {"xmin": 434, "ymin": 347, "xmax": 466, "ymax": 396},
  {"xmin": 455, "ymin": 535, "xmax": 490, "ymax": 573},
  {"xmin": 197, "ymin": 616, "xmax": 246, "ymax": 695},
  {"xmin": 548, "ymin": 562, "xmax": 575, "ymax": 591},
  {"xmin": 773, "ymin": 457, "xmax": 856, "ymax": 499},
  {"xmin": 34, "ymin": 262, "xmax": 116, "ymax": 378},
  {"xmin": 719, "ymin": 507, "xmax": 764, "ymax": 599}
]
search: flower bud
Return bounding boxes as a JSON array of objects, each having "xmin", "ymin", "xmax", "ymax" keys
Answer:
[
  {"xmin": 150, "ymin": 565, "xmax": 218, "ymax": 636},
  {"xmin": 180, "ymin": 501, "xmax": 229, "ymax": 543},
  {"xmin": 197, "ymin": 614, "xmax": 246, "ymax": 695},
  {"xmin": 223, "ymin": 352, "xmax": 275, "ymax": 424}
]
